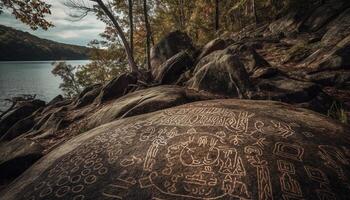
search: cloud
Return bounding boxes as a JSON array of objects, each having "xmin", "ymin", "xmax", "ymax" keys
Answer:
[{"xmin": 0, "ymin": 0, "xmax": 105, "ymax": 46}]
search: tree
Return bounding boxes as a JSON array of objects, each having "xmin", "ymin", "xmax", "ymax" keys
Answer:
[
  {"xmin": 128, "ymin": 0, "xmax": 134, "ymax": 55},
  {"xmin": 0, "ymin": 0, "xmax": 53, "ymax": 30},
  {"xmin": 76, "ymin": 40, "xmax": 128, "ymax": 87},
  {"xmin": 67, "ymin": 0, "xmax": 140, "ymax": 76},
  {"xmin": 93, "ymin": 0, "xmax": 139, "ymax": 75},
  {"xmin": 252, "ymin": 0, "xmax": 258, "ymax": 25},
  {"xmin": 143, "ymin": 0, "xmax": 152, "ymax": 70},
  {"xmin": 215, "ymin": 0, "xmax": 219, "ymax": 31},
  {"xmin": 51, "ymin": 62, "xmax": 82, "ymax": 97}
]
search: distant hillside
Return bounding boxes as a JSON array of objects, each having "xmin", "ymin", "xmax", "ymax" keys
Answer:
[{"xmin": 0, "ymin": 25, "xmax": 90, "ymax": 61}]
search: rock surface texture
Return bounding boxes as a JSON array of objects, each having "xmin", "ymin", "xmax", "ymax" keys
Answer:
[
  {"xmin": 1, "ymin": 0, "xmax": 350, "ymax": 196},
  {"xmin": 1, "ymin": 100, "xmax": 349, "ymax": 200}
]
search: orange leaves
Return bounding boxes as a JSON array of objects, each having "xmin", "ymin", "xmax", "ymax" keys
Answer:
[{"xmin": 1, "ymin": 0, "xmax": 53, "ymax": 30}]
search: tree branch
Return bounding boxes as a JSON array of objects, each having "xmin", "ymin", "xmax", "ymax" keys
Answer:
[{"xmin": 91, "ymin": 0, "xmax": 140, "ymax": 76}]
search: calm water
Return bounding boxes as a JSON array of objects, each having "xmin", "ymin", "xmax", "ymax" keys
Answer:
[{"xmin": 0, "ymin": 60, "xmax": 89, "ymax": 110}]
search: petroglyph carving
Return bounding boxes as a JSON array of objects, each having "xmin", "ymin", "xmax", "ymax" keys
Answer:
[
  {"xmin": 273, "ymin": 142, "xmax": 304, "ymax": 161},
  {"xmin": 120, "ymin": 156, "xmax": 142, "ymax": 167},
  {"xmin": 102, "ymin": 170, "xmax": 137, "ymax": 199},
  {"xmin": 11, "ymin": 103, "xmax": 350, "ymax": 200},
  {"xmin": 277, "ymin": 159, "xmax": 303, "ymax": 198},
  {"xmin": 304, "ymin": 165, "xmax": 335, "ymax": 200},
  {"xmin": 280, "ymin": 173, "xmax": 302, "ymax": 197},
  {"xmin": 301, "ymin": 131, "xmax": 314, "ymax": 138},
  {"xmin": 20, "ymin": 122, "xmax": 140, "ymax": 200},
  {"xmin": 304, "ymin": 166, "xmax": 329, "ymax": 184},
  {"xmin": 319, "ymin": 145, "xmax": 350, "ymax": 181},
  {"xmin": 277, "ymin": 160, "xmax": 295, "ymax": 174},
  {"xmin": 144, "ymin": 137, "xmax": 166, "ymax": 171},
  {"xmin": 270, "ymin": 121, "xmax": 295, "ymax": 138},
  {"xmin": 157, "ymin": 108, "xmax": 255, "ymax": 133},
  {"xmin": 245, "ymin": 145, "xmax": 273, "ymax": 200},
  {"xmin": 139, "ymin": 132, "xmax": 253, "ymax": 199},
  {"xmin": 316, "ymin": 190, "xmax": 337, "ymax": 200}
]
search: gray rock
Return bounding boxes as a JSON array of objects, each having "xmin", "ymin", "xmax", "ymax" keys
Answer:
[
  {"xmin": 197, "ymin": 38, "xmax": 227, "ymax": 61},
  {"xmin": 322, "ymin": 7, "xmax": 350, "ymax": 46},
  {"xmin": 300, "ymin": 1, "xmax": 348, "ymax": 32},
  {"xmin": 255, "ymin": 76, "xmax": 321, "ymax": 103},
  {"xmin": 0, "ymin": 100, "xmax": 45, "ymax": 136},
  {"xmin": 189, "ymin": 51, "xmax": 252, "ymax": 98},
  {"xmin": 95, "ymin": 73, "xmax": 138, "ymax": 104},
  {"xmin": 226, "ymin": 44, "xmax": 279, "ymax": 79},
  {"xmin": 88, "ymin": 85, "xmax": 214, "ymax": 129},
  {"xmin": 75, "ymin": 84, "xmax": 102, "ymax": 108},
  {"xmin": 0, "ymin": 115, "xmax": 35, "ymax": 141},
  {"xmin": 318, "ymin": 35, "xmax": 350, "ymax": 71},
  {"xmin": 154, "ymin": 51, "xmax": 193, "ymax": 84},
  {"xmin": 1, "ymin": 100, "xmax": 349, "ymax": 200},
  {"xmin": 268, "ymin": 11, "xmax": 303, "ymax": 34},
  {"xmin": 30, "ymin": 108, "xmax": 69, "ymax": 140},
  {"xmin": 306, "ymin": 70, "xmax": 350, "ymax": 87},
  {"xmin": 47, "ymin": 95, "xmax": 64, "ymax": 106},
  {"xmin": 150, "ymin": 31, "xmax": 196, "ymax": 78},
  {"xmin": 0, "ymin": 138, "xmax": 43, "ymax": 190}
]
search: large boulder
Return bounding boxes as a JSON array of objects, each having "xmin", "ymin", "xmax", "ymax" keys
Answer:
[
  {"xmin": 268, "ymin": 11, "xmax": 304, "ymax": 34},
  {"xmin": 306, "ymin": 70, "xmax": 350, "ymax": 87},
  {"xmin": 47, "ymin": 95, "xmax": 64, "ymax": 106},
  {"xmin": 88, "ymin": 85, "xmax": 214, "ymax": 129},
  {"xmin": 317, "ymin": 35, "xmax": 350, "ymax": 71},
  {"xmin": 95, "ymin": 73, "xmax": 138, "ymax": 104},
  {"xmin": 197, "ymin": 38, "xmax": 227, "ymax": 61},
  {"xmin": 188, "ymin": 50, "xmax": 253, "ymax": 98},
  {"xmin": 0, "ymin": 138, "xmax": 43, "ymax": 190},
  {"xmin": 150, "ymin": 31, "xmax": 196, "ymax": 79},
  {"xmin": 322, "ymin": 7, "xmax": 350, "ymax": 46},
  {"xmin": 0, "ymin": 115, "xmax": 35, "ymax": 141},
  {"xmin": 300, "ymin": 0, "xmax": 348, "ymax": 32},
  {"xmin": 301, "ymin": 35, "xmax": 350, "ymax": 74},
  {"xmin": 226, "ymin": 44, "xmax": 279, "ymax": 79},
  {"xmin": 74, "ymin": 84, "xmax": 102, "ymax": 108},
  {"xmin": 255, "ymin": 76, "xmax": 321, "ymax": 103},
  {"xmin": 0, "ymin": 100, "xmax": 45, "ymax": 136},
  {"xmin": 154, "ymin": 51, "xmax": 194, "ymax": 84},
  {"xmin": 1, "ymin": 100, "xmax": 349, "ymax": 200}
]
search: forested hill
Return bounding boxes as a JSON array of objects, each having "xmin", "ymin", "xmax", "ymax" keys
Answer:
[{"xmin": 0, "ymin": 25, "xmax": 90, "ymax": 61}]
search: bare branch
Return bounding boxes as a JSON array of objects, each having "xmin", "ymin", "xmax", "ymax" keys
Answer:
[
  {"xmin": 64, "ymin": 0, "xmax": 98, "ymax": 21},
  {"xmin": 93, "ymin": 0, "xmax": 140, "ymax": 75}
]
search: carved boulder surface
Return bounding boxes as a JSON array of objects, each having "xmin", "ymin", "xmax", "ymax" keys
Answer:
[{"xmin": 2, "ymin": 100, "xmax": 350, "ymax": 200}]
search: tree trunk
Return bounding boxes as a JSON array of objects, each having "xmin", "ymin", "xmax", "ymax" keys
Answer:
[
  {"xmin": 252, "ymin": 0, "xmax": 258, "ymax": 25},
  {"xmin": 179, "ymin": 0, "xmax": 185, "ymax": 29},
  {"xmin": 128, "ymin": 0, "xmax": 134, "ymax": 55},
  {"xmin": 215, "ymin": 0, "xmax": 219, "ymax": 31},
  {"xmin": 94, "ymin": 0, "xmax": 139, "ymax": 75},
  {"xmin": 143, "ymin": 0, "xmax": 152, "ymax": 71}
]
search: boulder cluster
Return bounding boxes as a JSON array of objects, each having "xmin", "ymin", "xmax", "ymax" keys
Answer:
[{"xmin": 1, "ymin": 1, "xmax": 350, "ymax": 199}]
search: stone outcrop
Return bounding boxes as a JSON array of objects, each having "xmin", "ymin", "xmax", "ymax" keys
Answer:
[
  {"xmin": 0, "ymin": 138, "xmax": 43, "ymax": 191},
  {"xmin": 88, "ymin": 85, "xmax": 214, "ymax": 128},
  {"xmin": 154, "ymin": 51, "xmax": 193, "ymax": 84},
  {"xmin": 150, "ymin": 31, "xmax": 196, "ymax": 79},
  {"xmin": 188, "ymin": 51, "xmax": 253, "ymax": 98},
  {"xmin": 0, "ymin": 115, "xmax": 35, "ymax": 141},
  {"xmin": 47, "ymin": 95, "xmax": 64, "ymax": 106},
  {"xmin": 196, "ymin": 38, "xmax": 227, "ymax": 61},
  {"xmin": 1, "ymin": 100, "xmax": 349, "ymax": 200},
  {"xmin": 74, "ymin": 84, "xmax": 102, "ymax": 108},
  {"xmin": 0, "ymin": 100, "xmax": 45, "ymax": 137},
  {"xmin": 1, "ymin": 1, "xmax": 350, "ymax": 195},
  {"xmin": 95, "ymin": 73, "xmax": 138, "ymax": 104}
]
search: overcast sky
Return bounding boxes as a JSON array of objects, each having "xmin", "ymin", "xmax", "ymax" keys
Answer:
[{"xmin": 0, "ymin": 0, "xmax": 105, "ymax": 46}]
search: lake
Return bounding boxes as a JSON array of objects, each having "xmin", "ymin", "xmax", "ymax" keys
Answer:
[{"xmin": 0, "ymin": 60, "xmax": 89, "ymax": 111}]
